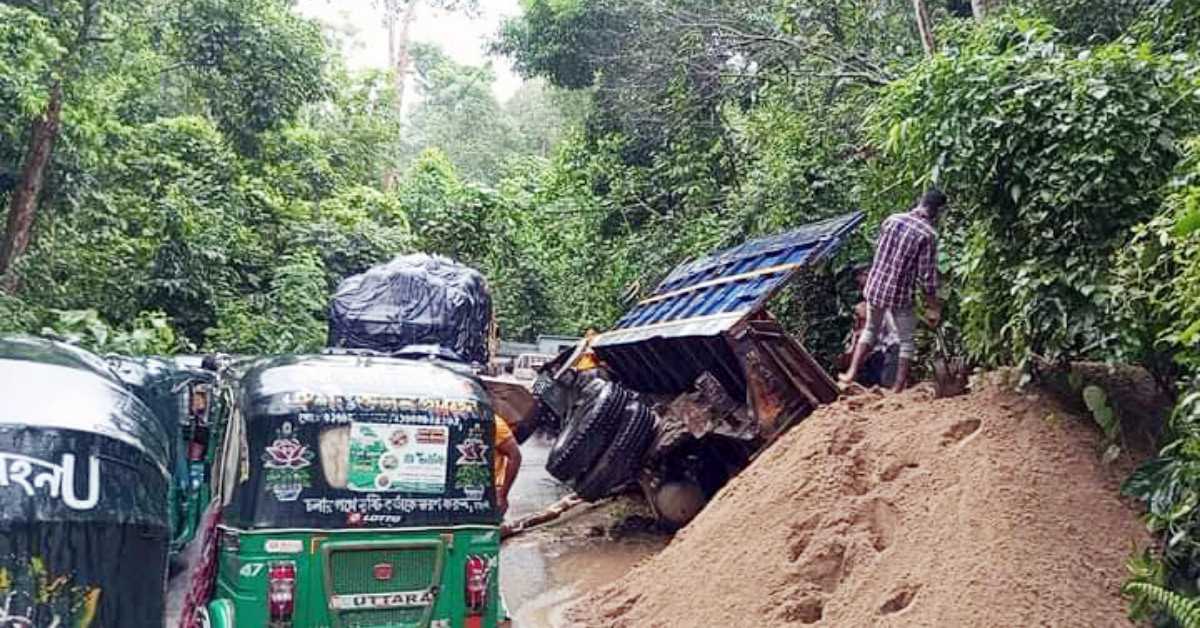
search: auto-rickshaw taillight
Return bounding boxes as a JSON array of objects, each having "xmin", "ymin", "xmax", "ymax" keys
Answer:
[
  {"xmin": 465, "ymin": 556, "xmax": 490, "ymax": 614},
  {"xmin": 268, "ymin": 561, "xmax": 296, "ymax": 624}
]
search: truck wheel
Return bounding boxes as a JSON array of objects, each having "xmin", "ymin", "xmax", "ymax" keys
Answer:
[
  {"xmin": 653, "ymin": 480, "xmax": 707, "ymax": 529},
  {"xmin": 546, "ymin": 379, "xmax": 627, "ymax": 482},
  {"xmin": 574, "ymin": 400, "xmax": 656, "ymax": 501}
]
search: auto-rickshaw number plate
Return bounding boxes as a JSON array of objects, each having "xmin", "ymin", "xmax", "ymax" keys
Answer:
[{"xmin": 330, "ymin": 589, "xmax": 436, "ymax": 610}]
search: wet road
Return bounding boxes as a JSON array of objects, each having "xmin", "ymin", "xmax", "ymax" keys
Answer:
[{"xmin": 502, "ymin": 437, "xmax": 665, "ymax": 628}]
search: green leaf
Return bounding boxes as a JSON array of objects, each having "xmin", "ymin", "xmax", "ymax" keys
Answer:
[
  {"xmin": 1179, "ymin": 318, "xmax": 1200, "ymax": 345},
  {"xmin": 1083, "ymin": 385, "xmax": 1107, "ymax": 412},
  {"xmin": 1094, "ymin": 405, "xmax": 1116, "ymax": 433},
  {"xmin": 1175, "ymin": 209, "xmax": 1200, "ymax": 238}
]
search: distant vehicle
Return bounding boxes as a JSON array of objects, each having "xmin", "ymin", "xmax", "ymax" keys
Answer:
[
  {"xmin": 486, "ymin": 356, "xmax": 514, "ymax": 377},
  {"xmin": 511, "ymin": 353, "xmax": 552, "ymax": 380}
]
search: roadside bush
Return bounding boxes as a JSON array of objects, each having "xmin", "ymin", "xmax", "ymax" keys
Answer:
[
  {"xmin": 398, "ymin": 149, "xmax": 490, "ymax": 264},
  {"xmin": 205, "ymin": 250, "xmax": 328, "ymax": 354},
  {"xmin": 39, "ymin": 309, "xmax": 182, "ymax": 355},
  {"xmin": 1119, "ymin": 139, "xmax": 1200, "ymax": 615},
  {"xmin": 867, "ymin": 17, "xmax": 1200, "ymax": 369},
  {"xmin": 1112, "ymin": 138, "xmax": 1200, "ymax": 386},
  {"xmin": 0, "ymin": 294, "xmax": 40, "ymax": 334}
]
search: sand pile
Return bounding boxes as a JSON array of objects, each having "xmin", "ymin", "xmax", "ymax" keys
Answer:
[{"xmin": 575, "ymin": 382, "xmax": 1149, "ymax": 627}]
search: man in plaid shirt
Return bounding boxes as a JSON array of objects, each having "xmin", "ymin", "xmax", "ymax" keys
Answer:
[{"xmin": 840, "ymin": 189, "xmax": 946, "ymax": 392}]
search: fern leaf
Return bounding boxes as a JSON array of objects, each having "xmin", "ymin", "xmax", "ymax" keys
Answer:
[{"xmin": 1125, "ymin": 582, "xmax": 1200, "ymax": 628}]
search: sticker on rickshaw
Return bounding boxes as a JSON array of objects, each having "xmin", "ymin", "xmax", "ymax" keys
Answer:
[
  {"xmin": 328, "ymin": 589, "xmax": 436, "ymax": 610},
  {"xmin": 264, "ymin": 539, "xmax": 303, "ymax": 554},
  {"xmin": 262, "ymin": 422, "xmax": 315, "ymax": 502},
  {"xmin": 347, "ymin": 424, "xmax": 449, "ymax": 494},
  {"xmin": 0, "ymin": 557, "xmax": 102, "ymax": 627}
]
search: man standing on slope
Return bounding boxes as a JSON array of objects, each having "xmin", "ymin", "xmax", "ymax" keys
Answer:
[{"xmin": 840, "ymin": 189, "xmax": 945, "ymax": 392}]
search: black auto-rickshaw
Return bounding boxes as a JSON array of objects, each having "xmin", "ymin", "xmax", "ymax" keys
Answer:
[{"xmin": 0, "ymin": 336, "xmax": 172, "ymax": 627}]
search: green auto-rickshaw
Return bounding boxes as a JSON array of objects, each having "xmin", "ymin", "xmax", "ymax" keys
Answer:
[
  {"xmin": 195, "ymin": 353, "xmax": 502, "ymax": 628},
  {"xmin": 105, "ymin": 354, "xmax": 219, "ymax": 558}
]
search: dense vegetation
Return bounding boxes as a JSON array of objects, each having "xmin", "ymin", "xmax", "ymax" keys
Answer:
[
  {"xmin": 0, "ymin": 0, "xmax": 574, "ymax": 352},
  {"xmin": 2, "ymin": 0, "xmax": 1200, "ymax": 621}
]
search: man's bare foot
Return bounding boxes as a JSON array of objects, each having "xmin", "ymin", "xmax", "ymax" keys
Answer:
[
  {"xmin": 837, "ymin": 372, "xmax": 855, "ymax": 384},
  {"xmin": 838, "ymin": 380, "xmax": 866, "ymax": 395}
]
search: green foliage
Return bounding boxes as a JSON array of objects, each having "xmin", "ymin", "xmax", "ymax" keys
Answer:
[
  {"xmin": 1022, "ymin": 0, "xmax": 1158, "ymax": 44},
  {"xmin": 1126, "ymin": 547, "xmax": 1171, "ymax": 624},
  {"xmin": 1083, "ymin": 384, "xmax": 1123, "ymax": 462},
  {"xmin": 495, "ymin": 0, "xmax": 624, "ymax": 90},
  {"xmin": 1124, "ymin": 582, "xmax": 1200, "ymax": 628},
  {"xmin": 405, "ymin": 45, "xmax": 512, "ymax": 183},
  {"xmin": 1135, "ymin": 0, "xmax": 1200, "ymax": 52},
  {"xmin": 0, "ymin": 5, "xmax": 63, "ymax": 124},
  {"xmin": 1123, "ymin": 141, "xmax": 1200, "ymax": 608},
  {"xmin": 398, "ymin": 149, "xmax": 489, "ymax": 263},
  {"xmin": 868, "ymin": 19, "xmax": 1200, "ymax": 368},
  {"xmin": 1111, "ymin": 138, "xmax": 1200, "ymax": 388},
  {"xmin": 0, "ymin": 293, "xmax": 39, "ymax": 334},
  {"xmin": 174, "ymin": 0, "xmax": 329, "ymax": 153},
  {"xmin": 1124, "ymin": 389, "xmax": 1200, "ymax": 576},
  {"xmin": 18, "ymin": 115, "xmax": 268, "ymax": 341},
  {"xmin": 206, "ymin": 250, "xmax": 328, "ymax": 354},
  {"xmin": 41, "ymin": 309, "xmax": 180, "ymax": 355},
  {"xmin": 1084, "ymin": 384, "xmax": 1115, "ymax": 429}
]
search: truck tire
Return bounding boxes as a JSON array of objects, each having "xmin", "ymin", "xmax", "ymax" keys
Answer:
[
  {"xmin": 653, "ymin": 480, "xmax": 707, "ymax": 529},
  {"xmin": 546, "ymin": 380, "xmax": 628, "ymax": 482},
  {"xmin": 574, "ymin": 400, "xmax": 656, "ymax": 501}
]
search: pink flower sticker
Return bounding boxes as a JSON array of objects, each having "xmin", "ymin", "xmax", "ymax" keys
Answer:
[{"xmin": 263, "ymin": 438, "xmax": 314, "ymax": 470}]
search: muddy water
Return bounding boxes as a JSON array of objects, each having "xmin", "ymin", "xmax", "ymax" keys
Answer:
[
  {"xmin": 502, "ymin": 437, "xmax": 666, "ymax": 628},
  {"xmin": 504, "ymin": 536, "xmax": 664, "ymax": 628}
]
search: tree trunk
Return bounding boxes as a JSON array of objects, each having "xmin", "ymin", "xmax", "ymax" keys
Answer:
[
  {"xmin": 972, "ymin": 0, "xmax": 1003, "ymax": 21},
  {"xmin": 1, "ymin": 84, "xmax": 63, "ymax": 293},
  {"xmin": 912, "ymin": 0, "xmax": 936, "ymax": 57},
  {"xmin": 386, "ymin": 5, "xmax": 396, "ymax": 75},
  {"xmin": 382, "ymin": 0, "xmax": 419, "ymax": 190},
  {"xmin": 391, "ymin": 0, "xmax": 419, "ymax": 115}
]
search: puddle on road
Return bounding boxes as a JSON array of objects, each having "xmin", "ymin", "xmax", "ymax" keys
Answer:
[
  {"xmin": 504, "ymin": 536, "xmax": 665, "ymax": 628},
  {"xmin": 501, "ymin": 437, "xmax": 667, "ymax": 628}
]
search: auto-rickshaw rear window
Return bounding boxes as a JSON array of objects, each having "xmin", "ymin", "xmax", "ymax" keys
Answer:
[{"xmin": 223, "ymin": 391, "xmax": 499, "ymax": 529}]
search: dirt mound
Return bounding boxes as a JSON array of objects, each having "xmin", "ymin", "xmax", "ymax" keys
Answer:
[{"xmin": 573, "ymin": 383, "xmax": 1149, "ymax": 627}]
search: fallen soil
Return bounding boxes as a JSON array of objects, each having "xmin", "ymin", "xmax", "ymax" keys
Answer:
[{"xmin": 573, "ymin": 379, "xmax": 1151, "ymax": 627}]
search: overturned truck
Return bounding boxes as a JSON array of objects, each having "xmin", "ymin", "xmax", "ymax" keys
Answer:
[{"xmin": 535, "ymin": 212, "xmax": 864, "ymax": 527}]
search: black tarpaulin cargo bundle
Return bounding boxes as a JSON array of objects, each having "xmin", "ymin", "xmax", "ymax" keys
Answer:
[{"xmin": 327, "ymin": 254, "xmax": 492, "ymax": 363}]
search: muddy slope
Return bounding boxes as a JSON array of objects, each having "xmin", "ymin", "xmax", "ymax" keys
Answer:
[{"xmin": 575, "ymin": 384, "xmax": 1148, "ymax": 627}]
